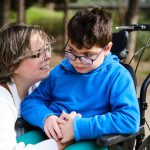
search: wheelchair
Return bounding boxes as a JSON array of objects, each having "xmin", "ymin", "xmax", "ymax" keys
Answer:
[
  {"xmin": 16, "ymin": 24, "xmax": 150, "ymax": 150},
  {"xmin": 97, "ymin": 24, "xmax": 150, "ymax": 150}
]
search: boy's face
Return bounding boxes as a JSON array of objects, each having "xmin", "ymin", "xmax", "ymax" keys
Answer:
[{"xmin": 64, "ymin": 41, "xmax": 112, "ymax": 73}]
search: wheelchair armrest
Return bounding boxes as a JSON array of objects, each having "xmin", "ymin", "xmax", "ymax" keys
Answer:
[
  {"xmin": 97, "ymin": 125, "xmax": 144, "ymax": 146},
  {"xmin": 15, "ymin": 117, "xmax": 35, "ymax": 130}
]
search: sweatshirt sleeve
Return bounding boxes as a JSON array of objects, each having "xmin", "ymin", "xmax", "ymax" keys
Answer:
[
  {"xmin": 73, "ymin": 70, "xmax": 140, "ymax": 141},
  {"xmin": 21, "ymin": 74, "xmax": 55, "ymax": 129}
]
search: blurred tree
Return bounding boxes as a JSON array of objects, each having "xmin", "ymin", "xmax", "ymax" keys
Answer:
[
  {"xmin": 11, "ymin": 0, "xmax": 37, "ymax": 10},
  {"xmin": 38, "ymin": 0, "xmax": 45, "ymax": 6},
  {"xmin": 11, "ymin": 0, "xmax": 39, "ymax": 24},
  {"xmin": 62, "ymin": 0, "xmax": 69, "ymax": 45},
  {"xmin": 0, "ymin": 0, "xmax": 11, "ymax": 27},
  {"xmin": 124, "ymin": 0, "xmax": 140, "ymax": 63},
  {"xmin": 17, "ymin": 0, "xmax": 25, "ymax": 23},
  {"xmin": 51, "ymin": 0, "xmax": 78, "ymax": 45}
]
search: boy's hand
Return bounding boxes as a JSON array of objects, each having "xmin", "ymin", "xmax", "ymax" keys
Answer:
[
  {"xmin": 44, "ymin": 115, "xmax": 63, "ymax": 141},
  {"xmin": 58, "ymin": 112, "xmax": 75, "ymax": 144},
  {"xmin": 60, "ymin": 111, "xmax": 77, "ymax": 120}
]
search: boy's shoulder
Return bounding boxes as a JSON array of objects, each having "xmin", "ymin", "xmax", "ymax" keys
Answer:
[
  {"xmin": 108, "ymin": 60, "xmax": 130, "ymax": 76},
  {"xmin": 103, "ymin": 54, "xmax": 127, "ymax": 73},
  {"xmin": 101, "ymin": 54, "xmax": 132, "ymax": 81},
  {"xmin": 109, "ymin": 60, "xmax": 134, "ymax": 83}
]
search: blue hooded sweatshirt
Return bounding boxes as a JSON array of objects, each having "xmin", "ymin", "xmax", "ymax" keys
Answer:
[{"xmin": 21, "ymin": 53, "xmax": 140, "ymax": 141}]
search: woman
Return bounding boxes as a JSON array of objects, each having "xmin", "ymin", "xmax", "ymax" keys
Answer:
[{"xmin": 0, "ymin": 23, "xmax": 58, "ymax": 149}]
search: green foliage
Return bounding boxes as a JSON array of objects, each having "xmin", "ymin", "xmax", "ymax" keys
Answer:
[
  {"xmin": 135, "ymin": 10, "xmax": 150, "ymax": 61},
  {"xmin": 25, "ymin": 6, "xmax": 75, "ymax": 50},
  {"xmin": 136, "ymin": 32, "xmax": 150, "ymax": 61},
  {"xmin": 26, "ymin": 6, "xmax": 64, "ymax": 36},
  {"xmin": 112, "ymin": 9, "xmax": 150, "ymax": 61},
  {"xmin": 11, "ymin": 5, "xmax": 149, "ymax": 61},
  {"xmin": 10, "ymin": 11, "xmax": 17, "ymax": 22}
]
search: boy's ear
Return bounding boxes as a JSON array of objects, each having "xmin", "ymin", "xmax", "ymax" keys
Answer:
[{"xmin": 104, "ymin": 42, "xmax": 113, "ymax": 56}]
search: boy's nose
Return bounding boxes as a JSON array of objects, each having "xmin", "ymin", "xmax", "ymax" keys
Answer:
[{"xmin": 75, "ymin": 57, "xmax": 81, "ymax": 64}]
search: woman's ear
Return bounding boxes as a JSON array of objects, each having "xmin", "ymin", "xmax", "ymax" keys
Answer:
[
  {"xmin": 104, "ymin": 42, "xmax": 113, "ymax": 56},
  {"xmin": 13, "ymin": 66, "xmax": 19, "ymax": 74}
]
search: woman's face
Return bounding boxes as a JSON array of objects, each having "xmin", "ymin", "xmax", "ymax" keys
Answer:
[{"xmin": 13, "ymin": 33, "xmax": 51, "ymax": 84}]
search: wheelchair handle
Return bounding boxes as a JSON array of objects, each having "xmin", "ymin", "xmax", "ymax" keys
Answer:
[{"xmin": 116, "ymin": 24, "xmax": 150, "ymax": 31}]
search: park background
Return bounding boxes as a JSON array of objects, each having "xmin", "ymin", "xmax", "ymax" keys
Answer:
[{"xmin": 0, "ymin": 0, "xmax": 150, "ymax": 139}]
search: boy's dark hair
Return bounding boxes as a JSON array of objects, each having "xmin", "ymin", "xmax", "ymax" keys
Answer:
[{"xmin": 67, "ymin": 6, "xmax": 112, "ymax": 49}]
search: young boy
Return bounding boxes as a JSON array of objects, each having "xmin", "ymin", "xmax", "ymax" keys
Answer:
[{"xmin": 21, "ymin": 6, "xmax": 140, "ymax": 148}]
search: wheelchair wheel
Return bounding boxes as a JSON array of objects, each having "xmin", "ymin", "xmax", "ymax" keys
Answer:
[{"xmin": 138, "ymin": 135, "xmax": 150, "ymax": 150}]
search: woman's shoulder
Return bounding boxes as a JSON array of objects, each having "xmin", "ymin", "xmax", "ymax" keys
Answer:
[
  {"xmin": 0, "ymin": 85, "xmax": 17, "ymax": 119},
  {"xmin": 0, "ymin": 85, "xmax": 16, "ymax": 110},
  {"xmin": 0, "ymin": 85, "xmax": 12, "ymax": 98}
]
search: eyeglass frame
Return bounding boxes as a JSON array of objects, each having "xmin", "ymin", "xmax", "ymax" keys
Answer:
[
  {"xmin": 63, "ymin": 41, "xmax": 107, "ymax": 65},
  {"xmin": 28, "ymin": 43, "xmax": 52, "ymax": 62}
]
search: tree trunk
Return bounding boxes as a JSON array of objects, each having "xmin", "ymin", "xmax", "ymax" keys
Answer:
[
  {"xmin": 0, "ymin": 0, "xmax": 11, "ymax": 26},
  {"xmin": 17, "ymin": 0, "xmax": 25, "ymax": 23},
  {"xmin": 124, "ymin": 0, "xmax": 140, "ymax": 64},
  {"xmin": 62, "ymin": 0, "xmax": 69, "ymax": 46},
  {"xmin": 37, "ymin": 0, "xmax": 44, "ymax": 6},
  {"xmin": 0, "ymin": 1, "xmax": 3, "ymax": 26}
]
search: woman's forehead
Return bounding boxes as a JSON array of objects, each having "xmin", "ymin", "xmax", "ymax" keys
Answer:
[
  {"xmin": 29, "ymin": 33, "xmax": 45, "ymax": 51},
  {"xmin": 30, "ymin": 32, "xmax": 45, "ymax": 43}
]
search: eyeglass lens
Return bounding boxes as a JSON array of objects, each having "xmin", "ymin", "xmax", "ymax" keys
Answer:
[
  {"xmin": 64, "ymin": 51, "xmax": 93, "ymax": 65},
  {"xmin": 40, "ymin": 45, "xmax": 51, "ymax": 62},
  {"xmin": 80, "ymin": 57, "xmax": 92, "ymax": 65}
]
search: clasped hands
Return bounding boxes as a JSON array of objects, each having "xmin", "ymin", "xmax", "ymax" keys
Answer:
[{"xmin": 44, "ymin": 111, "xmax": 81, "ymax": 149}]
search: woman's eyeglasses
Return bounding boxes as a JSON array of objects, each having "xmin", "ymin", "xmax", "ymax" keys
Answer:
[{"xmin": 29, "ymin": 44, "xmax": 51, "ymax": 62}]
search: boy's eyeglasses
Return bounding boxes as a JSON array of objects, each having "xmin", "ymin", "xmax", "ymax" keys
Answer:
[
  {"xmin": 64, "ymin": 46, "xmax": 105, "ymax": 66},
  {"xmin": 29, "ymin": 44, "xmax": 51, "ymax": 62}
]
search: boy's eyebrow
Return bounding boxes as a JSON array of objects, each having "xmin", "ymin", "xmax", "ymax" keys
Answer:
[
  {"xmin": 67, "ymin": 44, "xmax": 99, "ymax": 55},
  {"xmin": 67, "ymin": 44, "xmax": 87, "ymax": 53},
  {"xmin": 68, "ymin": 44, "xmax": 76, "ymax": 51},
  {"xmin": 67, "ymin": 43, "xmax": 100, "ymax": 54}
]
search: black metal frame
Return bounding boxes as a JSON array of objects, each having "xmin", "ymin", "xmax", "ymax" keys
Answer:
[{"xmin": 96, "ymin": 30, "xmax": 150, "ymax": 150}]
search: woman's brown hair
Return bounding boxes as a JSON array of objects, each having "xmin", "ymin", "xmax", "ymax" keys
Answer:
[{"xmin": 0, "ymin": 23, "xmax": 51, "ymax": 83}]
